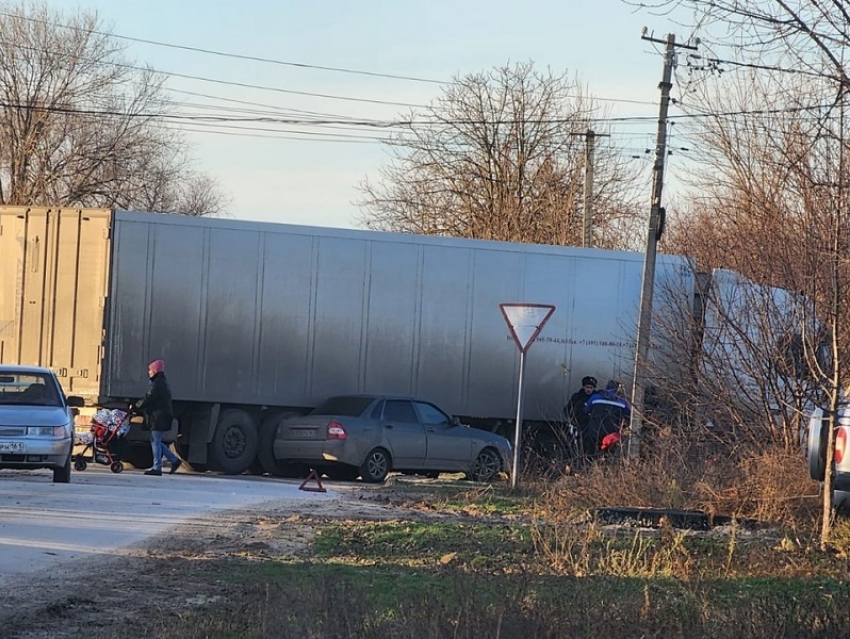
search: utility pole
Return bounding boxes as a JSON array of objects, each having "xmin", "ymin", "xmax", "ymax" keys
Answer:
[
  {"xmin": 627, "ymin": 33, "xmax": 698, "ymax": 459},
  {"xmin": 583, "ymin": 129, "xmax": 596, "ymax": 247}
]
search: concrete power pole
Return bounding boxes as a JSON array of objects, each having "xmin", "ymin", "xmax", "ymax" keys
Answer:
[
  {"xmin": 583, "ymin": 129, "xmax": 596, "ymax": 247},
  {"xmin": 627, "ymin": 33, "xmax": 697, "ymax": 459}
]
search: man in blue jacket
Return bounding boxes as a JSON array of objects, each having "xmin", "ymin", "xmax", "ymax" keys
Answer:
[{"xmin": 583, "ymin": 379, "xmax": 631, "ymax": 457}]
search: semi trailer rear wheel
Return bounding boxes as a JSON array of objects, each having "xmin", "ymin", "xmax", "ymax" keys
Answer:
[
  {"xmin": 256, "ymin": 411, "xmax": 300, "ymax": 476},
  {"xmin": 208, "ymin": 409, "xmax": 258, "ymax": 475}
]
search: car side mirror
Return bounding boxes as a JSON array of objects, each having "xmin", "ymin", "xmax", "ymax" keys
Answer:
[
  {"xmin": 66, "ymin": 396, "xmax": 85, "ymax": 408},
  {"xmin": 451, "ymin": 416, "xmax": 461, "ymax": 426}
]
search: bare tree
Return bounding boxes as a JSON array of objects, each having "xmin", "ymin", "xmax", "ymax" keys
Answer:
[
  {"xmin": 0, "ymin": 1, "xmax": 228, "ymax": 216},
  {"xmin": 358, "ymin": 62, "xmax": 644, "ymax": 249},
  {"xmin": 633, "ymin": 0, "xmax": 850, "ymax": 546},
  {"xmin": 651, "ymin": 266, "xmax": 821, "ymax": 443}
]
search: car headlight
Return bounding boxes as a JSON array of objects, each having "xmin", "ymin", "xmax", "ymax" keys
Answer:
[{"xmin": 27, "ymin": 426, "xmax": 67, "ymax": 437}]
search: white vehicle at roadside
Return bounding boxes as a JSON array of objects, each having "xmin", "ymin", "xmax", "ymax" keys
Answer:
[
  {"xmin": 0, "ymin": 365, "xmax": 83, "ymax": 483},
  {"xmin": 807, "ymin": 406, "xmax": 850, "ymax": 508}
]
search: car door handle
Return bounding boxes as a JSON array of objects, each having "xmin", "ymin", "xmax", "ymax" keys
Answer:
[
  {"xmin": 385, "ymin": 423, "xmax": 394, "ymax": 429},
  {"xmin": 426, "ymin": 428, "xmax": 436, "ymax": 432}
]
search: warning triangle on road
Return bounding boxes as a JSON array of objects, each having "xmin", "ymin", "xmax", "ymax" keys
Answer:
[
  {"xmin": 299, "ymin": 468, "xmax": 327, "ymax": 493},
  {"xmin": 500, "ymin": 303, "xmax": 556, "ymax": 353}
]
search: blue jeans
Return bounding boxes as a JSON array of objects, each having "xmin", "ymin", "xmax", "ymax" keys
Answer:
[{"xmin": 150, "ymin": 430, "xmax": 179, "ymax": 471}]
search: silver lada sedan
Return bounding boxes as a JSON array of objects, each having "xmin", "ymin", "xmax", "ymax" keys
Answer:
[{"xmin": 273, "ymin": 394, "xmax": 512, "ymax": 483}]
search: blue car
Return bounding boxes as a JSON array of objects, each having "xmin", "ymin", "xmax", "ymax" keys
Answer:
[{"xmin": 0, "ymin": 365, "xmax": 84, "ymax": 483}]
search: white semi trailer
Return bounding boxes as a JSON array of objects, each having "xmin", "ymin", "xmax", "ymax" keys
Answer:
[{"xmin": 0, "ymin": 207, "xmax": 693, "ymax": 474}]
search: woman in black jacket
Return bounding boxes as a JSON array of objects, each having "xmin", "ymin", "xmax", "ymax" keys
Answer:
[{"xmin": 134, "ymin": 359, "xmax": 182, "ymax": 476}]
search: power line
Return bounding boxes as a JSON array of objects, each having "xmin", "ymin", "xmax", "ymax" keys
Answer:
[
  {"xmin": 686, "ymin": 53, "xmax": 841, "ymax": 82},
  {"xmin": 0, "ymin": 95, "xmax": 843, "ymax": 130},
  {"xmin": 180, "ymin": 121, "xmax": 392, "ymax": 142},
  {"xmin": 0, "ymin": 10, "xmax": 448, "ymax": 85},
  {"xmin": 106, "ymin": 58, "xmax": 431, "ymax": 109},
  {"xmin": 180, "ymin": 127, "xmax": 387, "ymax": 143},
  {"xmin": 2, "ymin": 39, "xmax": 430, "ymax": 109},
  {"xmin": 0, "ymin": 13, "xmax": 669, "ymax": 113},
  {"xmin": 164, "ymin": 87, "xmax": 380, "ymax": 122}
]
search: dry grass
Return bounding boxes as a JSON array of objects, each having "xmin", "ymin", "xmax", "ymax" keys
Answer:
[
  {"xmin": 542, "ymin": 432, "xmax": 821, "ymax": 531},
  {"xmin": 84, "ymin": 427, "xmax": 850, "ymax": 639}
]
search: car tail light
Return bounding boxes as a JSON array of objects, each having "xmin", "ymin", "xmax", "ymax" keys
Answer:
[
  {"xmin": 836, "ymin": 428, "xmax": 847, "ymax": 464},
  {"xmin": 327, "ymin": 421, "xmax": 347, "ymax": 440}
]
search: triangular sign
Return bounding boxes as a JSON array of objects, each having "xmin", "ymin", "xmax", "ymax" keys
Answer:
[
  {"xmin": 500, "ymin": 303, "xmax": 556, "ymax": 353},
  {"xmin": 299, "ymin": 468, "xmax": 327, "ymax": 493}
]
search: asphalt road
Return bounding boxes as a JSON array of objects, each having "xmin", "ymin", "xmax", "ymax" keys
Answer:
[{"xmin": 0, "ymin": 466, "xmax": 338, "ymax": 584}]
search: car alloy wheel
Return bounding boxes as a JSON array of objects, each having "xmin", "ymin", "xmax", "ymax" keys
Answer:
[
  {"xmin": 360, "ymin": 449, "xmax": 390, "ymax": 483},
  {"xmin": 471, "ymin": 449, "xmax": 500, "ymax": 482}
]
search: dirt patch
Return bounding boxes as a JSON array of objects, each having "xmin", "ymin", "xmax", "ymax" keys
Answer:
[
  {"xmin": 0, "ymin": 480, "xmax": 778, "ymax": 639},
  {"xmin": 0, "ymin": 485, "xmax": 495, "ymax": 639}
]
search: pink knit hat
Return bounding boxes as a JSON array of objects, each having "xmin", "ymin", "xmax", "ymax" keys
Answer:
[{"xmin": 148, "ymin": 359, "xmax": 165, "ymax": 374}]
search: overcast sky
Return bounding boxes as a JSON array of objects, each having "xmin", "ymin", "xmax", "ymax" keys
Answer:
[{"xmin": 46, "ymin": 0, "xmax": 689, "ymax": 229}]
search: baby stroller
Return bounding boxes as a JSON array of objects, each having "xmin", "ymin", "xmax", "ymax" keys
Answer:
[{"xmin": 73, "ymin": 408, "xmax": 131, "ymax": 473}]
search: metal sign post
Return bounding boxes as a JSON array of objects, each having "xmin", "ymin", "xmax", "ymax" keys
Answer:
[{"xmin": 499, "ymin": 303, "xmax": 555, "ymax": 488}]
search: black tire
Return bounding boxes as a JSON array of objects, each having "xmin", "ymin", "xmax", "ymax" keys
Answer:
[
  {"xmin": 73, "ymin": 458, "xmax": 87, "ymax": 472},
  {"xmin": 209, "ymin": 409, "xmax": 259, "ymax": 475},
  {"xmin": 359, "ymin": 448, "xmax": 391, "ymax": 483},
  {"xmin": 424, "ymin": 471, "xmax": 440, "ymax": 479},
  {"xmin": 124, "ymin": 444, "xmax": 154, "ymax": 470},
  {"xmin": 53, "ymin": 454, "xmax": 71, "ymax": 484},
  {"xmin": 469, "ymin": 448, "xmax": 500, "ymax": 482},
  {"xmin": 110, "ymin": 461, "xmax": 124, "ymax": 474},
  {"xmin": 325, "ymin": 466, "xmax": 360, "ymax": 482},
  {"xmin": 185, "ymin": 461, "xmax": 209, "ymax": 473},
  {"xmin": 256, "ymin": 411, "xmax": 299, "ymax": 475}
]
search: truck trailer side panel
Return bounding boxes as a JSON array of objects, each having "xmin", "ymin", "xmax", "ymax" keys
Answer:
[
  {"xmin": 102, "ymin": 211, "xmax": 692, "ymax": 422},
  {"xmin": 0, "ymin": 207, "xmax": 111, "ymax": 399},
  {"xmin": 1, "ymin": 208, "xmax": 694, "ymax": 425}
]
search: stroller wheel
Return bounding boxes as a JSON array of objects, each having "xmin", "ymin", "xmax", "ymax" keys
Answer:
[
  {"xmin": 74, "ymin": 459, "xmax": 87, "ymax": 472},
  {"xmin": 110, "ymin": 461, "xmax": 124, "ymax": 474}
]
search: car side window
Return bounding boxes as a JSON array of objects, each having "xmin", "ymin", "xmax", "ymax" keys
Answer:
[
  {"xmin": 383, "ymin": 400, "xmax": 418, "ymax": 424},
  {"xmin": 370, "ymin": 400, "xmax": 384, "ymax": 420},
  {"xmin": 414, "ymin": 402, "xmax": 451, "ymax": 427}
]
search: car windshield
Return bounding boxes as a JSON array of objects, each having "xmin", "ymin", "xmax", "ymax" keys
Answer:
[
  {"xmin": 309, "ymin": 396, "xmax": 374, "ymax": 417},
  {"xmin": 0, "ymin": 372, "xmax": 62, "ymax": 406}
]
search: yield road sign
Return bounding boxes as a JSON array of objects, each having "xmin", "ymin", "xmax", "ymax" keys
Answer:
[{"xmin": 499, "ymin": 303, "xmax": 556, "ymax": 353}]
